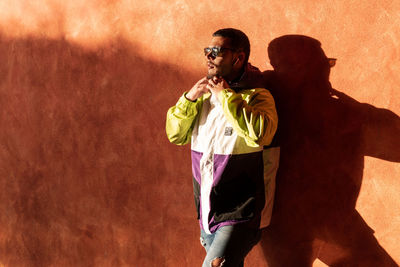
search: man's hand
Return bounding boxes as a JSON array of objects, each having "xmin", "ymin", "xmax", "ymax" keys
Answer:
[
  {"xmin": 185, "ymin": 77, "xmax": 209, "ymax": 101},
  {"xmin": 207, "ymin": 77, "xmax": 229, "ymax": 98}
]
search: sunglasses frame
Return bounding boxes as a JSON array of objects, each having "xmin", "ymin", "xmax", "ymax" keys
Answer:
[{"xmin": 204, "ymin": 46, "xmax": 235, "ymax": 57}]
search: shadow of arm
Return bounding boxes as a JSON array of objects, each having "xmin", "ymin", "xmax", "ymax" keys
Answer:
[
  {"xmin": 362, "ymin": 104, "xmax": 400, "ymax": 162},
  {"xmin": 331, "ymin": 88, "xmax": 400, "ymax": 162}
]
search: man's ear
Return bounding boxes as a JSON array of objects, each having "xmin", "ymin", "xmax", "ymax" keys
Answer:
[{"xmin": 234, "ymin": 52, "xmax": 245, "ymax": 66}]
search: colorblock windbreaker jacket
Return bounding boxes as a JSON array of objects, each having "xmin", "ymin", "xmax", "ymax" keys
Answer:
[{"xmin": 166, "ymin": 70, "xmax": 278, "ymax": 234}]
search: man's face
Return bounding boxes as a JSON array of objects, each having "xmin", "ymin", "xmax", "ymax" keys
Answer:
[{"xmin": 205, "ymin": 36, "xmax": 235, "ymax": 79}]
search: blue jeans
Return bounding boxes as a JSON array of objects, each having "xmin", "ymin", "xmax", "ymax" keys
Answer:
[{"xmin": 200, "ymin": 224, "xmax": 261, "ymax": 267}]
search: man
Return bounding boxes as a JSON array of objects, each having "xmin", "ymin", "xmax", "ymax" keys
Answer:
[{"xmin": 166, "ymin": 28, "xmax": 278, "ymax": 267}]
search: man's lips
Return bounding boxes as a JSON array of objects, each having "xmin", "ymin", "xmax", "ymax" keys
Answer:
[{"xmin": 207, "ymin": 62, "xmax": 216, "ymax": 69}]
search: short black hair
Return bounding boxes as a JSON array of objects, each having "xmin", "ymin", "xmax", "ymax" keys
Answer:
[{"xmin": 213, "ymin": 28, "xmax": 250, "ymax": 65}]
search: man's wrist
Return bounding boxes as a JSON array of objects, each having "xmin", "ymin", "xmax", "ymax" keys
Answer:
[{"xmin": 184, "ymin": 92, "xmax": 197, "ymax": 102}]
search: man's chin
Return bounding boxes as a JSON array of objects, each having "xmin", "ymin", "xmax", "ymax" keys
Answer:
[
  {"xmin": 207, "ymin": 71, "xmax": 220, "ymax": 79},
  {"xmin": 206, "ymin": 73, "xmax": 215, "ymax": 79}
]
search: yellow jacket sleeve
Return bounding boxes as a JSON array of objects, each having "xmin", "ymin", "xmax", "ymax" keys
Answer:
[
  {"xmin": 219, "ymin": 88, "xmax": 278, "ymax": 147},
  {"xmin": 165, "ymin": 93, "xmax": 202, "ymax": 145}
]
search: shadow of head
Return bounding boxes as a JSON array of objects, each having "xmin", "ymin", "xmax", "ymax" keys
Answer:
[{"xmin": 268, "ymin": 35, "xmax": 336, "ymax": 95}]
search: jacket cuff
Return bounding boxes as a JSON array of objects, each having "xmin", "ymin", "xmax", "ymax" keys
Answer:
[{"xmin": 176, "ymin": 92, "xmax": 199, "ymax": 116}]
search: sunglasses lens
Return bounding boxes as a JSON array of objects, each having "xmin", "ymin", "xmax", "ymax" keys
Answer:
[
  {"xmin": 204, "ymin": 47, "xmax": 222, "ymax": 57},
  {"xmin": 212, "ymin": 47, "xmax": 219, "ymax": 57}
]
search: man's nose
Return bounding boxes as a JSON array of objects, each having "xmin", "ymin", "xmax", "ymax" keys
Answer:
[{"xmin": 205, "ymin": 51, "xmax": 215, "ymax": 60}]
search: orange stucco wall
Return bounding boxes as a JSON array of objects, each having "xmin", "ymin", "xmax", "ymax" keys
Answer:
[{"xmin": 0, "ymin": 1, "xmax": 399, "ymax": 266}]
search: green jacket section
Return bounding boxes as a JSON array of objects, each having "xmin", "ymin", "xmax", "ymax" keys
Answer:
[{"xmin": 166, "ymin": 88, "xmax": 278, "ymax": 147}]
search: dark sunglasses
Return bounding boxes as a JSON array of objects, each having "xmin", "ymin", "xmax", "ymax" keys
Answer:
[{"xmin": 204, "ymin": 47, "xmax": 235, "ymax": 57}]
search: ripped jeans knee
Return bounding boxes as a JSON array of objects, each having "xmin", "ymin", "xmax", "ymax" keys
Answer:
[
  {"xmin": 200, "ymin": 224, "xmax": 260, "ymax": 267},
  {"xmin": 211, "ymin": 257, "xmax": 225, "ymax": 267}
]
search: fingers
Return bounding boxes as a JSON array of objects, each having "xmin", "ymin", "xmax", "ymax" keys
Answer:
[
  {"xmin": 206, "ymin": 78, "xmax": 224, "ymax": 94},
  {"xmin": 193, "ymin": 77, "xmax": 208, "ymax": 87},
  {"xmin": 207, "ymin": 78, "xmax": 219, "ymax": 90},
  {"xmin": 197, "ymin": 77, "xmax": 217, "ymax": 92},
  {"xmin": 211, "ymin": 76, "xmax": 222, "ymax": 84},
  {"xmin": 199, "ymin": 79, "xmax": 211, "ymax": 92},
  {"xmin": 208, "ymin": 77, "xmax": 220, "ymax": 86},
  {"xmin": 208, "ymin": 77, "xmax": 227, "ymax": 88},
  {"xmin": 186, "ymin": 77, "xmax": 210, "ymax": 101},
  {"xmin": 198, "ymin": 77, "xmax": 209, "ymax": 84},
  {"xmin": 206, "ymin": 82, "xmax": 214, "ymax": 91},
  {"xmin": 194, "ymin": 78, "xmax": 209, "ymax": 91},
  {"xmin": 192, "ymin": 76, "xmax": 227, "ymax": 97}
]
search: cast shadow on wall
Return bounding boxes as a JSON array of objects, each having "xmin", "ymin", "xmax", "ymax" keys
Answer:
[
  {"xmin": 259, "ymin": 35, "xmax": 400, "ymax": 267},
  {"xmin": 0, "ymin": 35, "xmax": 202, "ymax": 266}
]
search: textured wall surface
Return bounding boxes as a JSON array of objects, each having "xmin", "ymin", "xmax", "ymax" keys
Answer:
[{"xmin": 0, "ymin": 1, "xmax": 399, "ymax": 266}]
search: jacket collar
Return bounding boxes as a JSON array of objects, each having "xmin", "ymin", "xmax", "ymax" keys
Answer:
[{"xmin": 227, "ymin": 63, "xmax": 264, "ymax": 92}]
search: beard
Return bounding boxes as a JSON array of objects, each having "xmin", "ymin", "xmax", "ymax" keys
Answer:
[
  {"xmin": 206, "ymin": 73, "xmax": 216, "ymax": 79},
  {"xmin": 207, "ymin": 65, "xmax": 223, "ymax": 79}
]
